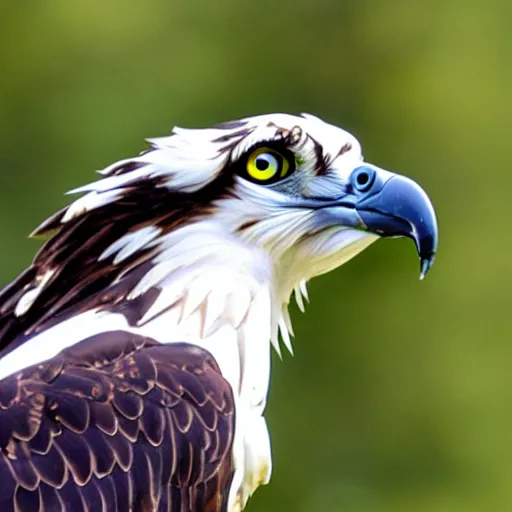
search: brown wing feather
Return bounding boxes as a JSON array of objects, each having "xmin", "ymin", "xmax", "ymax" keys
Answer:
[{"xmin": 0, "ymin": 331, "xmax": 235, "ymax": 512}]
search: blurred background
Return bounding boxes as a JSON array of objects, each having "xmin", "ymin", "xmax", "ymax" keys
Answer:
[{"xmin": 0, "ymin": 1, "xmax": 510, "ymax": 510}]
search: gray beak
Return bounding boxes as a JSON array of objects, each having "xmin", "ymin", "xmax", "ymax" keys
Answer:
[{"xmin": 351, "ymin": 166, "xmax": 438, "ymax": 279}]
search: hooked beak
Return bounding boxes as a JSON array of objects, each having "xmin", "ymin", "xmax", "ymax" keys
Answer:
[
  {"xmin": 354, "ymin": 171, "xmax": 438, "ymax": 279},
  {"xmin": 308, "ymin": 164, "xmax": 438, "ymax": 278}
]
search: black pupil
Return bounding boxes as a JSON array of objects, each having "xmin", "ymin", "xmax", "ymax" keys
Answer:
[
  {"xmin": 255, "ymin": 156, "xmax": 270, "ymax": 171},
  {"xmin": 356, "ymin": 172, "xmax": 369, "ymax": 186}
]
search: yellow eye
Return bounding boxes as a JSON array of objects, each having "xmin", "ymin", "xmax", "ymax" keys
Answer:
[{"xmin": 246, "ymin": 147, "xmax": 291, "ymax": 183}]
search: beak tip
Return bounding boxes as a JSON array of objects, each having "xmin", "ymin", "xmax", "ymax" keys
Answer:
[{"xmin": 419, "ymin": 254, "xmax": 435, "ymax": 280}]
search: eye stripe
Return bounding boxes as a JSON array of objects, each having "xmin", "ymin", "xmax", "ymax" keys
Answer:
[{"xmin": 312, "ymin": 139, "xmax": 329, "ymax": 176}]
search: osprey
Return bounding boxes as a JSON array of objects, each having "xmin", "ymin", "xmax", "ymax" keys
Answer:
[{"xmin": 0, "ymin": 113, "xmax": 437, "ymax": 511}]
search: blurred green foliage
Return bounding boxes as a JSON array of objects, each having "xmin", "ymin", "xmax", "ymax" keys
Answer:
[{"xmin": 1, "ymin": 1, "xmax": 511, "ymax": 510}]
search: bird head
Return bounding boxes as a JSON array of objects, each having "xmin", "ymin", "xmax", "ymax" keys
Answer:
[
  {"xmin": 62, "ymin": 113, "xmax": 436, "ymax": 290},
  {"xmin": 15, "ymin": 113, "xmax": 437, "ymax": 349}
]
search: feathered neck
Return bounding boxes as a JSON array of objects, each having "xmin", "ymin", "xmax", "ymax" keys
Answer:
[
  {"xmin": 0, "ymin": 207, "xmax": 303, "ymax": 359},
  {"xmin": 0, "ymin": 165, "xmax": 236, "ymax": 350},
  {"xmin": 0, "ymin": 219, "xmax": 291, "ymax": 398}
]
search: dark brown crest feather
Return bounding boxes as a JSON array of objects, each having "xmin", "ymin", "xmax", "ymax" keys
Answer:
[
  {"xmin": 0, "ymin": 331, "xmax": 235, "ymax": 512},
  {"xmin": 105, "ymin": 160, "xmax": 146, "ymax": 178}
]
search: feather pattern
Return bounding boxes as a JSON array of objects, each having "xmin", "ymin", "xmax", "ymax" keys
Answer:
[{"xmin": 0, "ymin": 331, "xmax": 235, "ymax": 512}]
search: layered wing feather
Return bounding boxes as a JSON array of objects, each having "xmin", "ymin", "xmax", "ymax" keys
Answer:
[{"xmin": 0, "ymin": 331, "xmax": 235, "ymax": 512}]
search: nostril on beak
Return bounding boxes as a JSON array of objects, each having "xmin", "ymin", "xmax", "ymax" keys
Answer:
[{"xmin": 351, "ymin": 167, "xmax": 376, "ymax": 193}]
